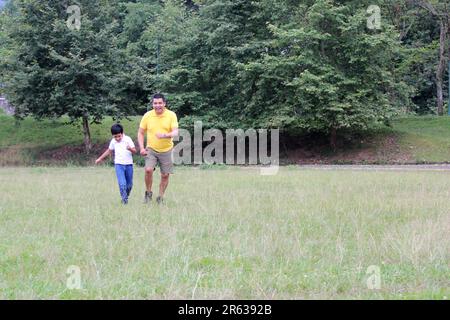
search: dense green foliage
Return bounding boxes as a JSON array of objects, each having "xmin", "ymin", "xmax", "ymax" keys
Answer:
[{"xmin": 0, "ymin": 0, "xmax": 449, "ymax": 147}]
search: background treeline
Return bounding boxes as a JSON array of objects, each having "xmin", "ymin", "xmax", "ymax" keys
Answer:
[{"xmin": 0, "ymin": 0, "xmax": 448, "ymax": 150}]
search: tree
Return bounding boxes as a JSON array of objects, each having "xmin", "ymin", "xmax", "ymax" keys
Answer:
[
  {"xmin": 145, "ymin": 0, "xmax": 282, "ymax": 129},
  {"xmin": 139, "ymin": 0, "xmax": 210, "ymax": 122},
  {"xmin": 238, "ymin": 0, "xmax": 409, "ymax": 148},
  {"xmin": 412, "ymin": 0, "xmax": 450, "ymax": 115},
  {"xmin": 0, "ymin": 0, "xmax": 17, "ymax": 96},
  {"xmin": 111, "ymin": 0, "xmax": 164, "ymax": 116},
  {"xmin": 3, "ymin": 0, "xmax": 122, "ymax": 152},
  {"xmin": 144, "ymin": 0, "xmax": 411, "ymax": 148}
]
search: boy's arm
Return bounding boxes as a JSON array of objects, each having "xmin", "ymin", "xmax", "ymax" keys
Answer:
[
  {"xmin": 127, "ymin": 146, "xmax": 137, "ymax": 154},
  {"xmin": 126, "ymin": 136, "xmax": 137, "ymax": 154},
  {"xmin": 95, "ymin": 149, "xmax": 112, "ymax": 164}
]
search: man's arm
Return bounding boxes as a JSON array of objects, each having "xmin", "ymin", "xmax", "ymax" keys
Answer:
[
  {"xmin": 95, "ymin": 149, "xmax": 112, "ymax": 164},
  {"xmin": 156, "ymin": 128, "xmax": 179, "ymax": 139},
  {"xmin": 138, "ymin": 127, "xmax": 148, "ymax": 156}
]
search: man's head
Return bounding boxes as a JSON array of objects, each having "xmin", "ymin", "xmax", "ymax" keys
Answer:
[
  {"xmin": 111, "ymin": 123, "xmax": 124, "ymax": 142},
  {"xmin": 152, "ymin": 93, "xmax": 167, "ymax": 115}
]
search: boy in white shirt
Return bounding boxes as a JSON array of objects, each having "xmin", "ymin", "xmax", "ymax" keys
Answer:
[{"xmin": 95, "ymin": 124, "xmax": 137, "ymax": 204}]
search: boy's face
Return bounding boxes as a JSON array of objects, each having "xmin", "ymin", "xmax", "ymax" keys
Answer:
[{"xmin": 113, "ymin": 133, "xmax": 123, "ymax": 142}]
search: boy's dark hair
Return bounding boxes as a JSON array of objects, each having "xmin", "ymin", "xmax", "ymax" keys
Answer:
[
  {"xmin": 111, "ymin": 123, "xmax": 124, "ymax": 135},
  {"xmin": 152, "ymin": 93, "xmax": 167, "ymax": 103}
]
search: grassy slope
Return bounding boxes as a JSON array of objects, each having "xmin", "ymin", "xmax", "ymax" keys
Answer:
[
  {"xmin": 0, "ymin": 113, "xmax": 142, "ymax": 165},
  {"xmin": 391, "ymin": 116, "xmax": 450, "ymax": 163},
  {"xmin": 0, "ymin": 167, "xmax": 448, "ymax": 299},
  {"xmin": 1, "ymin": 112, "xmax": 450, "ymax": 164},
  {"xmin": 0, "ymin": 113, "xmax": 141, "ymax": 148}
]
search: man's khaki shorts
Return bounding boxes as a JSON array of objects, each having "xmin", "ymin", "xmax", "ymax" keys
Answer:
[{"xmin": 145, "ymin": 148, "xmax": 174, "ymax": 174}]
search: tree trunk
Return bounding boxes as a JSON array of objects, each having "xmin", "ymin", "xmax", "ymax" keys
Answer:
[
  {"xmin": 436, "ymin": 19, "xmax": 447, "ymax": 116},
  {"xmin": 330, "ymin": 127, "xmax": 337, "ymax": 151},
  {"xmin": 82, "ymin": 115, "xmax": 92, "ymax": 153}
]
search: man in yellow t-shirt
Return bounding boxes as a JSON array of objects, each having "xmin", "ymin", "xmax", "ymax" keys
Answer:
[{"xmin": 138, "ymin": 93, "xmax": 179, "ymax": 204}]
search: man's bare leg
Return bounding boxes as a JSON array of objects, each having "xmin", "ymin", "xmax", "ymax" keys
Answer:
[
  {"xmin": 144, "ymin": 167, "xmax": 154, "ymax": 202},
  {"xmin": 145, "ymin": 167, "xmax": 154, "ymax": 191},
  {"xmin": 158, "ymin": 173, "xmax": 170, "ymax": 203}
]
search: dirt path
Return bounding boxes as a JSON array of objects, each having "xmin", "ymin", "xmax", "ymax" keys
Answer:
[{"xmin": 297, "ymin": 164, "xmax": 450, "ymax": 171}]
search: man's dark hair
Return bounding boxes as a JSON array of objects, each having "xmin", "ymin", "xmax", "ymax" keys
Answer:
[
  {"xmin": 152, "ymin": 93, "xmax": 167, "ymax": 103},
  {"xmin": 111, "ymin": 123, "xmax": 124, "ymax": 135}
]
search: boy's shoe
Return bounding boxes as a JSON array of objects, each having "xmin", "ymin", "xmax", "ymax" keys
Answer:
[
  {"xmin": 144, "ymin": 191, "xmax": 153, "ymax": 204},
  {"xmin": 121, "ymin": 199, "xmax": 128, "ymax": 205},
  {"xmin": 156, "ymin": 196, "xmax": 163, "ymax": 205}
]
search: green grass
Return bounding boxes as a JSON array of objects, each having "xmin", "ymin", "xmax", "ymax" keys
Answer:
[
  {"xmin": 0, "ymin": 167, "xmax": 448, "ymax": 299},
  {"xmin": 0, "ymin": 113, "xmax": 141, "ymax": 148},
  {"xmin": 0, "ymin": 114, "xmax": 142, "ymax": 165},
  {"xmin": 390, "ymin": 116, "xmax": 450, "ymax": 163}
]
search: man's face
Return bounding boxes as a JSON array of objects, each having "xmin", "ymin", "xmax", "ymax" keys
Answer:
[
  {"xmin": 153, "ymin": 98, "xmax": 166, "ymax": 115},
  {"xmin": 113, "ymin": 133, "xmax": 123, "ymax": 142}
]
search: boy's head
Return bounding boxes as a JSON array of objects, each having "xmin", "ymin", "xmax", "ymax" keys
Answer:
[{"xmin": 111, "ymin": 124, "xmax": 124, "ymax": 142}]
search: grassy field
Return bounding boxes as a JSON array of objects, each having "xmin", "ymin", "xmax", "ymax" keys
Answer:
[{"xmin": 0, "ymin": 166, "xmax": 448, "ymax": 299}]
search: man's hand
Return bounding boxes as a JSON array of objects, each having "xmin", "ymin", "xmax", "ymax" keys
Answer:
[
  {"xmin": 156, "ymin": 129, "xmax": 178, "ymax": 140},
  {"xmin": 95, "ymin": 158, "xmax": 102, "ymax": 165},
  {"xmin": 140, "ymin": 148, "xmax": 148, "ymax": 156},
  {"xmin": 156, "ymin": 133, "xmax": 168, "ymax": 139}
]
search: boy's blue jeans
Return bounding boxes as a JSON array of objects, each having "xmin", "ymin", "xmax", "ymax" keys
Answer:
[{"xmin": 115, "ymin": 164, "xmax": 133, "ymax": 203}]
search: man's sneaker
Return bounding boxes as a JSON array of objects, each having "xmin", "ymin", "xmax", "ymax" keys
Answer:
[
  {"xmin": 156, "ymin": 196, "xmax": 163, "ymax": 205},
  {"xmin": 121, "ymin": 199, "xmax": 128, "ymax": 205},
  {"xmin": 144, "ymin": 191, "xmax": 153, "ymax": 204}
]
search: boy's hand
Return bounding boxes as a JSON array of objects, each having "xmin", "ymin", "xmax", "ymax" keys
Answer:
[
  {"xmin": 140, "ymin": 148, "xmax": 148, "ymax": 156},
  {"xmin": 95, "ymin": 158, "xmax": 102, "ymax": 165}
]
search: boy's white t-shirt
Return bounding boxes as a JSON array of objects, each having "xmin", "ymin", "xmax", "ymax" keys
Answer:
[{"xmin": 109, "ymin": 135, "xmax": 135, "ymax": 165}]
